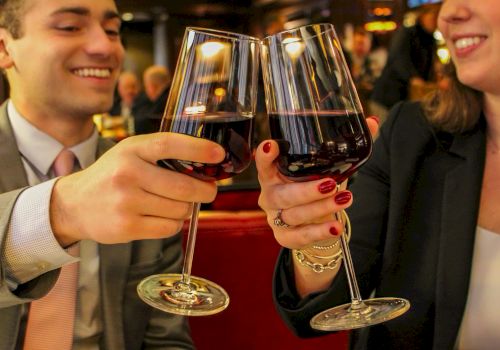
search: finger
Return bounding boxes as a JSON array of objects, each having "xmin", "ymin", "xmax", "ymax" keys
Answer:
[
  {"xmin": 93, "ymin": 214, "xmax": 185, "ymax": 243},
  {"xmin": 124, "ymin": 132, "xmax": 226, "ymax": 165},
  {"xmin": 128, "ymin": 216, "xmax": 185, "ymax": 241},
  {"xmin": 255, "ymin": 140, "xmax": 284, "ymax": 186},
  {"xmin": 366, "ymin": 116, "xmax": 380, "ymax": 139},
  {"xmin": 273, "ymin": 221, "xmax": 344, "ymax": 250},
  {"xmin": 111, "ymin": 154, "xmax": 219, "ymax": 204},
  {"xmin": 124, "ymin": 189, "xmax": 192, "ymax": 219},
  {"xmin": 259, "ymin": 178, "xmax": 338, "ymax": 210},
  {"xmin": 275, "ymin": 191, "xmax": 352, "ymax": 227},
  {"xmin": 139, "ymin": 162, "xmax": 219, "ymax": 203}
]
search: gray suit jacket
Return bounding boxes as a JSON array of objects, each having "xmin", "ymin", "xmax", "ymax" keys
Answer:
[{"xmin": 0, "ymin": 102, "xmax": 194, "ymax": 350}]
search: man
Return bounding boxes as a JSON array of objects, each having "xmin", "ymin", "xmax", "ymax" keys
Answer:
[
  {"xmin": 109, "ymin": 71, "xmax": 140, "ymax": 116},
  {"xmin": 0, "ymin": 0, "xmax": 225, "ymax": 349},
  {"xmin": 345, "ymin": 27, "xmax": 378, "ymax": 114},
  {"xmin": 109, "ymin": 71, "xmax": 141, "ymax": 135},
  {"xmin": 133, "ymin": 65, "xmax": 171, "ymax": 134}
]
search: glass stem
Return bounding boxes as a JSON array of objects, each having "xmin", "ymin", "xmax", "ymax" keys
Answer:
[
  {"xmin": 180, "ymin": 202, "xmax": 201, "ymax": 286},
  {"xmin": 335, "ymin": 185, "xmax": 364, "ymax": 309}
]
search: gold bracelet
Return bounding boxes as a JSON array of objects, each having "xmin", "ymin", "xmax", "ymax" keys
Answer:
[
  {"xmin": 302, "ymin": 248, "xmax": 341, "ymax": 260},
  {"xmin": 293, "ymin": 210, "xmax": 352, "ymax": 273},
  {"xmin": 311, "ymin": 239, "xmax": 340, "ymax": 250},
  {"xmin": 293, "ymin": 248, "xmax": 342, "ymax": 273},
  {"xmin": 310, "ymin": 209, "xmax": 351, "ymax": 251}
]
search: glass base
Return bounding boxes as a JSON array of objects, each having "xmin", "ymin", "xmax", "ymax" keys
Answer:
[
  {"xmin": 137, "ymin": 273, "xmax": 230, "ymax": 316},
  {"xmin": 310, "ymin": 297, "xmax": 410, "ymax": 331}
]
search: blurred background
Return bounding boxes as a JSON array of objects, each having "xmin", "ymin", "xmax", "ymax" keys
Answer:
[
  {"xmin": 115, "ymin": 0, "xmax": 443, "ymax": 76},
  {"xmin": 0, "ymin": 0, "xmax": 448, "ymax": 141}
]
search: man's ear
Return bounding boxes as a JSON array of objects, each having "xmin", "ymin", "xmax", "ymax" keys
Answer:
[{"xmin": 0, "ymin": 28, "xmax": 14, "ymax": 69}]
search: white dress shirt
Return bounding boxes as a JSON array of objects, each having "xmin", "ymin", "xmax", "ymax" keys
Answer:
[
  {"xmin": 3, "ymin": 101, "xmax": 103, "ymax": 349},
  {"xmin": 456, "ymin": 226, "xmax": 500, "ymax": 349}
]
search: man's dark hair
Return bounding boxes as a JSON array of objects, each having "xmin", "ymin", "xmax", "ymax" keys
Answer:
[{"xmin": 0, "ymin": 0, "xmax": 25, "ymax": 39}]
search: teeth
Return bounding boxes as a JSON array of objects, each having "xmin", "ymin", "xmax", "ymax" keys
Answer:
[
  {"xmin": 73, "ymin": 68, "xmax": 111, "ymax": 78},
  {"xmin": 455, "ymin": 37, "xmax": 482, "ymax": 50}
]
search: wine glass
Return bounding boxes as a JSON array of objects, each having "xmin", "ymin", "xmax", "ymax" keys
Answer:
[
  {"xmin": 137, "ymin": 27, "xmax": 260, "ymax": 316},
  {"xmin": 260, "ymin": 23, "xmax": 410, "ymax": 330}
]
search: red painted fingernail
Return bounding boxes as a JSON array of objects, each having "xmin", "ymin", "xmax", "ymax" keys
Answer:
[
  {"xmin": 318, "ymin": 179, "xmax": 336, "ymax": 194},
  {"xmin": 263, "ymin": 142, "xmax": 271, "ymax": 153},
  {"xmin": 334, "ymin": 191, "xmax": 352, "ymax": 205},
  {"xmin": 330, "ymin": 227, "xmax": 339, "ymax": 236}
]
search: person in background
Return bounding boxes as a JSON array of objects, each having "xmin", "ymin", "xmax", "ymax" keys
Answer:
[
  {"xmin": 255, "ymin": 0, "xmax": 500, "ymax": 348},
  {"xmin": 370, "ymin": 3, "xmax": 440, "ymax": 124},
  {"xmin": 109, "ymin": 71, "xmax": 140, "ymax": 117},
  {"xmin": 108, "ymin": 71, "xmax": 141, "ymax": 135},
  {"xmin": 0, "ymin": 0, "xmax": 225, "ymax": 349},
  {"xmin": 345, "ymin": 27, "xmax": 378, "ymax": 114},
  {"xmin": 133, "ymin": 65, "xmax": 171, "ymax": 134}
]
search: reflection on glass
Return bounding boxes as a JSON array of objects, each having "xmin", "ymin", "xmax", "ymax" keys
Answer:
[{"xmin": 137, "ymin": 27, "xmax": 260, "ymax": 316}]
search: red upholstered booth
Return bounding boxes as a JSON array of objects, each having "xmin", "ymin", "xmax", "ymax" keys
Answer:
[{"xmin": 183, "ymin": 209, "xmax": 349, "ymax": 350}]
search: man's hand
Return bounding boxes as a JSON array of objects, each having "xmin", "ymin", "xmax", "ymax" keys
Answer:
[{"xmin": 50, "ymin": 132, "xmax": 225, "ymax": 247}]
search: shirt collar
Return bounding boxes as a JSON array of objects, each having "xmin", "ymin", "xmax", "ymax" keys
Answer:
[{"xmin": 7, "ymin": 100, "xmax": 99, "ymax": 175}]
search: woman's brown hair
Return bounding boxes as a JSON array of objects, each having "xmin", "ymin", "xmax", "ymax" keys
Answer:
[{"xmin": 423, "ymin": 62, "xmax": 483, "ymax": 133}]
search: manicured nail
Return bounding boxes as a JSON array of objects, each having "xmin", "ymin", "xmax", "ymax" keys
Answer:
[
  {"xmin": 330, "ymin": 227, "xmax": 339, "ymax": 236},
  {"xmin": 263, "ymin": 142, "xmax": 271, "ymax": 153},
  {"xmin": 318, "ymin": 179, "xmax": 336, "ymax": 194},
  {"xmin": 334, "ymin": 191, "xmax": 352, "ymax": 205}
]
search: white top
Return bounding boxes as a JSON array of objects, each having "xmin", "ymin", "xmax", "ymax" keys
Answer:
[
  {"xmin": 456, "ymin": 226, "xmax": 500, "ymax": 350},
  {"xmin": 4, "ymin": 101, "xmax": 102, "ymax": 349}
]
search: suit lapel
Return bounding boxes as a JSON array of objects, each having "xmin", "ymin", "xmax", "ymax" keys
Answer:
[
  {"xmin": 0, "ymin": 104, "xmax": 131, "ymax": 349},
  {"xmin": 433, "ymin": 122, "xmax": 486, "ymax": 349},
  {"xmin": 99, "ymin": 243, "xmax": 132, "ymax": 350},
  {"xmin": 0, "ymin": 102, "xmax": 29, "ymax": 192},
  {"xmin": 95, "ymin": 138, "xmax": 133, "ymax": 350},
  {"xmin": 0, "ymin": 102, "xmax": 29, "ymax": 350}
]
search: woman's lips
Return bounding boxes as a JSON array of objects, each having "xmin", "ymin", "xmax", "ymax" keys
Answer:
[{"xmin": 452, "ymin": 36, "xmax": 487, "ymax": 58}]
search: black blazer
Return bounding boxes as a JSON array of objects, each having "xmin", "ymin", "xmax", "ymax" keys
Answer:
[{"xmin": 273, "ymin": 101, "xmax": 486, "ymax": 349}]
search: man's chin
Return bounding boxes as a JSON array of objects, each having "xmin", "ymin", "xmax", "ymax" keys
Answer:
[{"xmin": 88, "ymin": 97, "xmax": 114, "ymax": 115}]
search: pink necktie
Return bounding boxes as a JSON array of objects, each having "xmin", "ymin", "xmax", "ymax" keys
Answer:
[{"xmin": 23, "ymin": 149, "xmax": 79, "ymax": 350}]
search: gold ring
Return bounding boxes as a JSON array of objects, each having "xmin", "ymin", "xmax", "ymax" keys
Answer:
[{"xmin": 273, "ymin": 209, "xmax": 290, "ymax": 228}]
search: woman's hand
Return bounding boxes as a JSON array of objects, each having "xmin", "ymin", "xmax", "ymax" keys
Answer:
[
  {"xmin": 255, "ymin": 116, "xmax": 380, "ymax": 250},
  {"xmin": 255, "ymin": 140, "xmax": 350, "ymax": 249}
]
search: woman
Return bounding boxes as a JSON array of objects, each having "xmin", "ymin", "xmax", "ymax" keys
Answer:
[{"xmin": 255, "ymin": 1, "xmax": 500, "ymax": 349}]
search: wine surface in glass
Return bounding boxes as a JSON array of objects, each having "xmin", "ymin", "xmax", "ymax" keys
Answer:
[
  {"xmin": 269, "ymin": 110, "xmax": 372, "ymax": 183},
  {"xmin": 158, "ymin": 112, "xmax": 253, "ymax": 181}
]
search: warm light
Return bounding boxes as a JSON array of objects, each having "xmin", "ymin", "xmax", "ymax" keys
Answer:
[
  {"xmin": 185, "ymin": 105, "xmax": 207, "ymax": 115},
  {"xmin": 373, "ymin": 7, "xmax": 392, "ymax": 16},
  {"xmin": 283, "ymin": 37, "xmax": 305, "ymax": 59},
  {"xmin": 121, "ymin": 12, "xmax": 134, "ymax": 21},
  {"xmin": 437, "ymin": 48, "xmax": 451, "ymax": 64},
  {"xmin": 214, "ymin": 88, "xmax": 226, "ymax": 97},
  {"xmin": 364, "ymin": 21, "xmax": 398, "ymax": 32},
  {"xmin": 433, "ymin": 30, "xmax": 445, "ymax": 44},
  {"xmin": 199, "ymin": 41, "xmax": 225, "ymax": 59}
]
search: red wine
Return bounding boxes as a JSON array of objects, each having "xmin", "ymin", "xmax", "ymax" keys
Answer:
[
  {"xmin": 158, "ymin": 113, "xmax": 253, "ymax": 181},
  {"xmin": 269, "ymin": 111, "xmax": 372, "ymax": 183}
]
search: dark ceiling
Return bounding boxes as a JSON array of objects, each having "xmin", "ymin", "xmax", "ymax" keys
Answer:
[
  {"xmin": 117, "ymin": 0, "xmax": 271, "ymax": 17},
  {"xmin": 115, "ymin": 0, "xmax": 324, "ymax": 21}
]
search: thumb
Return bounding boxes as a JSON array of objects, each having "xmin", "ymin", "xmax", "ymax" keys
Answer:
[
  {"xmin": 255, "ymin": 140, "xmax": 284, "ymax": 186},
  {"xmin": 124, "ymin": 132, "xmax": 226, "ymax": 165},
  {"xmin": 366, "ymin": 116, "xmax": 380, "ymax": 140}
]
